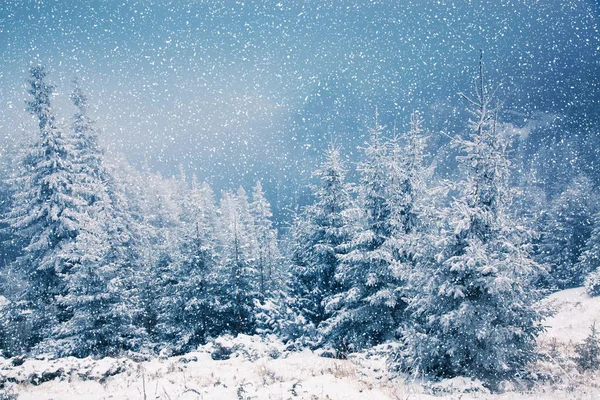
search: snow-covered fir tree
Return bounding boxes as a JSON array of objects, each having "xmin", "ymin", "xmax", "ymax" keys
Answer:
[
  {"xmin": 2, "ymin": 66, "xmax": 91, "ymax": 348},
  {"xmin": 585, "ymin": 270, "xmax": 600, "ymax": 297},
  {"xmin": 320, "ymin": 120, "xmax": 400, "ymax": 352},
  {"xmin": 385, "ymin": 111, "xmax": 432, "ymax": 271},
  {"xmin": 39, "ymin": 83, "xmax": 146, "ymax": 357},
  {"xmin": 155, "ymin": 178, "xmax": 220, "ymax": 353},
  {"xmin": 386, "ymin": 112, "xmax": 429, "ymax": 235},
  {"xmin": 249, "ymin": 181, "xmax": 288, "ymax": 336},
  {"xmin": 289, "ymin": 144, "xmax": 353, "ymax": 340},
  {"xmin": 103, "ymin": 156, "xmax": 158, "ymax": 340},
  {"xmin": 536, "ymin": 174, "xmax": 598, "ymax": 289},
  {"xmin": 137, "ymin": 170, "xmax": 183, "ymax": 338},
  {"xmin": 402, "ymin": 58, "xmax": 545, "ymax": 385},
  {"xmin": 0, "ymin": 143, "xmax": 17, "ymax": 275},
  {"xmin": 320, "ymin": 112, "xmax": 432, "ymax": 352},
  {"xmin": 250, "ymin": 181, "xmax": 282, "ymax": 296},
  {"xmin": 581, "ymin": 209, "xmax": 600, "ymax": 296},
  {"xmin": 574, "ymin": 322, "xmax": 600, "ymax": 371},
  {"xmin": 215, "ymin": 189, "xmax": 260, "ymax": 335},
  {"xmin": 69, "ymin": 78, "xmax": 105, "ymax": 200}
]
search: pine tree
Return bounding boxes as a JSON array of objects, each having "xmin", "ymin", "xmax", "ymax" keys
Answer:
[
  {"xmin": 2, "ymin": 67, "xmax": 90, "ymax": 347},
  {"xmin": 536, "ymin": 175, "xmax": 598, "ymax": 289},
  {"xmin": 320, "ymin": 113, "xmax": 432, "ymax": 352},
  {"xmin": 39, "ymin": 82, "xmax": 146, "ymax": 357},
  {"xmin": 70, "ymin": 78, "xmax": 104, "ymax": 198},
  {"xmin": 320, "ymin": 121, "xmax": 400, "ymax": 352},
  {"xmin": 385, "ymin": 112, "xmax": 435, "ymax": 340},
  {"xmin": 155, "ymin": 179, "xmax": 220, "ymax": 352},
  {"xmin": 215, "ymin": 189, "xmax": 260, "ymax": 335},
  {"xmin": 250, "ymin": 181, "xmax": 282, "ymax": 296},
  {"xmin": 134, "ymin": 170, "xmax": 183, "ymax": 344},
  {"xmin": 289, "ymin": 145, "xmax": 352, "ymax": 339},
  {"xmin": 581, "ymin": 210, "xmax": 600, "ymax": 296},
  {"xmin": 103, "ymin": 156, "xmax": 158, "ymax": 342},
  {"xmin": 574, "ymin": 323, "xmax": 600, "ymax": 371},
  {"xmin": 0, "ymin": 145, "xmax": 17, "ymax": 277},
  {"xmin": 402, "ymin": 56, "xmax": 544, "ymax": 384},
  {"xmin": 387, "ymin": 113, "xmax": 429, "ymax": 236}
]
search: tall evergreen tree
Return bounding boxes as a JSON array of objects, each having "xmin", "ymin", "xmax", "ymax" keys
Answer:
[
  {"xmin": 536, "ymin": 174, "xmax": 598, "ymax": 289},
  {"xmin": 40, "ymin": 82, "xmax": 146, "ymax": 357},
  {"xmin": 0, "ymin": 143, "xmax": 17, "ymax": 274},
  {"xmin": 289, "ymin": 145, "xmax": 352, "ymax": 336},
  {"xmin": 155, "ymin": 179, "xmax": 219, "ymax": 352},
  {"xmin": 215, "ymin": 189, "xmax": 260, "ymax": 335},
  {"xmin": 2, "ymin": 67, "xmax": 89, "ymax": 347},
  {"xmin": 104, "ymin": 155, "xmax": 157, "ymax": 341},
  {"xmin": 70, "ymin": 78, "xmax": 104, "ymax": 197},
  {"xmin": 320, "ymin": 114, "xmax": 431, "ymax": 352},
  {"xmin": 250, "ymin": 181, "xmax": 282, "ymax": 296},
  {"xmin": 320, "ymin": 121, "xmax": 400, "ymax": 351},
  {"xmin": 402, "ymin": 57, "xmax": 544, "ymax": 385},
  {"xmin": 580, "ymin": 209, "xmax": 600, "ymax": 296}
]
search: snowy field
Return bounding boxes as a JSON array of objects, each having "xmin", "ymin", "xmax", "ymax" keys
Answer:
[{"xmin": 0, "ymin": 287, "xmax": 599, "ymax": 400}]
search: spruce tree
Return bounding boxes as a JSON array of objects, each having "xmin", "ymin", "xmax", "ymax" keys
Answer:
[
  {"xmin": 320, "ymin": 122, "xmax": 399, "ymax": 351},
  {"xmin": 403, "ymin": 56, "xmax": 544, "ymax": 384},
  {"xmin": 320, "ymin": 114, "xmax": 431, "ymax": 352},
  {"xmin": 40, "ymin": 82, "xmax": 146, "ymax": 357},
  {"xmin": 581, "ymin": 210, "xmax": 600, "ymax": 296},
  {"xmin": 155, "ymin": 179, "xmax": 219, "ymax": 352},
  {"xmin": 250, "ymin": 181, "xmax": 281, "ymax": 296},
  {"xmin": 216, "ymin": 189, "xmax": 260, "ymax": 335},
  {"xmin": 574, "ymin": 323, "xmax": 600, "ymax": 371},
  {"xmin": 3, "ymin": 67, "xmax": 89, "ymax": 347},
  {"xmin": 289, "ymin": 145, "xmax": 352, "ymax": 337},
  {"xmin": 536, "ymin": 175, "xmax": 598, "ymax": 289},
  {"xmin": 104, "ymin": 156, "xmax": 157, "ymax": 341}
]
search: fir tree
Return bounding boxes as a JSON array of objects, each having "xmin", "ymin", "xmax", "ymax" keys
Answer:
[
  {"xmin": 576, "ymin": 196, "xmax": 600, "ymax": 297},
  {"xmin": 403, "ymin": 56, "xmax": 545, "ymax": 384},
  {"xmin": 3, "ymin": 67, "xmax": 89, "ymax": 347},
  {"xmin": 155, "ymin": 179, "xmax": 219, "ymax": 352},
  {"xmin": 320, "ymin": 120, "xmax": 400, "ymax": 351},
  {"xmin": 289, "ymin": 144, "xmax": 352, "ymax": 338},
  {"xmin": 585, "ymin": 270, "xmax": 600, "ymax": 297},
  {"xmin": 574, "ymin": 323, "xmax": 600, "ymax": 371},
  {"xmin": 321, "ymin": 113, "xmax": 432, "ymax": 352},
  {"xmin": 250, "ymin": 181, "xmax": 282, "ymax": 296},
  {"xmin": 39, "ymin": 82, "xmax": 145, "ymax": 357},
  {"xmin": 70, "ymin": 78, "xmax": 104, "ymax": 198},
  {"xmin": 216, "ymin": 190, "xmax": 260, "ymax": 335},
  {"xmin": 536, "ymin": 175, "xmax": 598, "ymax": 289}
]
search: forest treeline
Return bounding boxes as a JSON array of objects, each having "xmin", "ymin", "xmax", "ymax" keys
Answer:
[{"xmin": 1, "ymin": 62, "xmax": 600, "ymax": 387}]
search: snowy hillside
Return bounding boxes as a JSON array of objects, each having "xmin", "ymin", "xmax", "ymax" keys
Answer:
[
  {"xmin": 2, "ymin": 287, "xmax": 599, "ymax": 400},
  {"xmin": 539, "ymin": 287, "xmax": 600, "ymax": 345}
]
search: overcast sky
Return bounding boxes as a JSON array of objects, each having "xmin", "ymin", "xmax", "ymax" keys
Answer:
[{"xmin": 1, "ymin": 0, "xmax": 598, "ymax": 217}]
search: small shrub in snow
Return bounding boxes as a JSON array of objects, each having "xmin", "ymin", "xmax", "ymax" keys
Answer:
[
  {"xmin": 198, "ymin": 334, "xmax": 286, "ymax": 362},
  {"xmin": 574, "ymin": 322, "xmax": 600, "ymax": 371},
  {"xmin": 424, "ymin": 376, "xmax": 490, "ymax": 395},
  {"xmin": 584, "ymin": 270, "xmax": 600, "ymax": 297},
  {"xmin": 0, "ymin": 383, "xmax": 17, "ymax": 400}
]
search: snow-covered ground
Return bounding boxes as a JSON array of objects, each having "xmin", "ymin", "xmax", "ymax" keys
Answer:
[
  {"xmin": 539, "ymin": 287, "xmax": 600, "ymax": 345},
  {"xmin": 2, "ymin": 287, "xmax": 600, "ymax": 400}
]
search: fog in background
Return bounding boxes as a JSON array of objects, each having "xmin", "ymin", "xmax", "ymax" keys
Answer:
[{"xmin": 1, "ymin": 0, "xmax": 599, "ymax": 224}]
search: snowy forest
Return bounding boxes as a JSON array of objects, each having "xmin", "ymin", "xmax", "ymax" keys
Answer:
[{"xmin": 1, "ymin": 1, "xmax": 600, "ymax": 398}]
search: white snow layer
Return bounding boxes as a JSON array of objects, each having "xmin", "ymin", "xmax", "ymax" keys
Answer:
[{"xmin": 2, "ymin": 287, "xmax": 600, "ymax": 399}]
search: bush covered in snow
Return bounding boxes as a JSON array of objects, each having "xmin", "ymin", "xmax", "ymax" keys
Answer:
[
  {"xmin": 574, "ymin": 323, "xmax": 600, "ymax": 371},
  {"xmin": 424, "ymin": 376, "xmax": 490, "ymax": 395},
  {"xmin": 584, "ymin": 269, "xmax": 600, "ymax": 297},
  {"xmin": 196, "ymin": 334, "xmax": 287, "ymax": 362}
]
